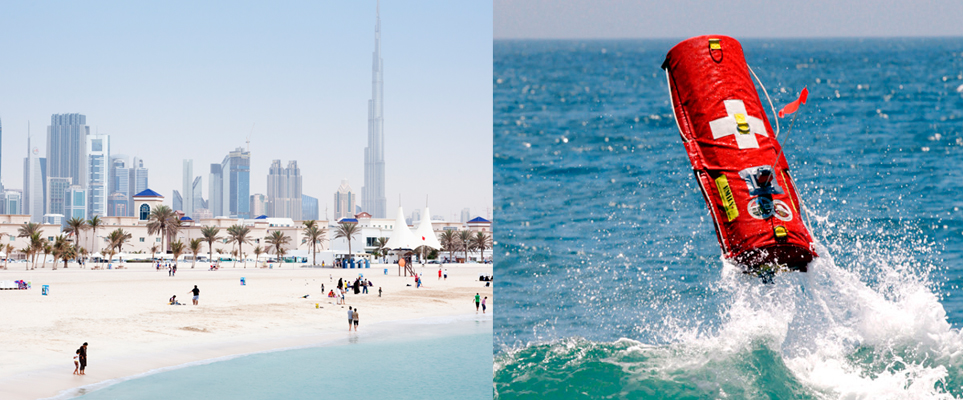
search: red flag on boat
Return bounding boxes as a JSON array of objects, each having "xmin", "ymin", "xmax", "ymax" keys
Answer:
[{"xmin": 778, "ymin": 87, "xmax": 808, "ymax": 118}]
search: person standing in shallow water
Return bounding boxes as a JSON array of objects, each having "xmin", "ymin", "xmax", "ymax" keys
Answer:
[
  {"xmin": 352, "ymin": 308, "xmax": 359, "ymax": 331},
  {"xmin": 474, "ymin": 293, "xmax": 481, "ymax": 312},
  {"xmin": 78, "ymin": 342, "xmax": 88, "ymax": 375},
  {"xmin": 347, "ymin": 306, "xmax": 354, "ymax": 331}
]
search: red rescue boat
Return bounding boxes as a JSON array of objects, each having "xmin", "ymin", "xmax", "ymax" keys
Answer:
[{"xmin": 662, "ymin": 36, "xmax": 816, "ymax": 274}]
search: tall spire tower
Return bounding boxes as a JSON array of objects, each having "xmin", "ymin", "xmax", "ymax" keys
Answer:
[{"xmin": 362, "ymin": 0, "xmax": 387, "ymax": 218}]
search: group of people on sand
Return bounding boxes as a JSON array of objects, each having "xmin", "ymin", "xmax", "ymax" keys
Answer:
[
  {"xmin": 169, "ymin": 285, "xmax": 200, "ymax": 305},
  {"xmin": 72, "ymin": 342, "xmax": 88, "ymax": 375}
]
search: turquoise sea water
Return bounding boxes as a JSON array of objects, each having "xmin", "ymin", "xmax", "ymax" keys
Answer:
[
  {"xmin": 495, "ymin": 38, "xmax": 963, "ymax": 399},
  {"xmin": 68, "ymin": 318, "xmax": 492, "ymax": 399}
]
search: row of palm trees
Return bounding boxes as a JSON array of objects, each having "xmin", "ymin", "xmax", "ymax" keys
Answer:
[
  {"xmin": 438, "ymin": 230, "xmax": 492, "ymax": 263},
  {"xmin": 4, "ymin": 206, "xmax": 491, "ymax": 269}
]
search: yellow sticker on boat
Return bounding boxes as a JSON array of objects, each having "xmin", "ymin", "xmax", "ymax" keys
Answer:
[{"xmin": 715, "ymin": 175, "xmax": 739, "ymax": 221}]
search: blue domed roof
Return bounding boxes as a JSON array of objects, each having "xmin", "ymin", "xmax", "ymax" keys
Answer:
[{"xmin": 133, "ymin": 189, "xmax": 163, "ymax": 198}]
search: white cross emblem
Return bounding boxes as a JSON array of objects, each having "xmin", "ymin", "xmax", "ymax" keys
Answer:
[{"xmin": 708, "ymin": 100, "xmax": 768, "ymax": 149}]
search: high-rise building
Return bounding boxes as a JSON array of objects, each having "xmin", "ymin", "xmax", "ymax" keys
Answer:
[
  {"xmin": 46, "ymin": 177, "xmax": 72, "ymax": 218},
  {"xmin": 65, "ymin": 185, "xmax": 86, "ymax": 221},
  {"xmin": 129, "ymin": 157, "xmax": 148, "ymax": 213},
  {"xmin": 172, "ymin": 190, "xmax": 183, "ymax": 212},
  {"xmin": 182, "ymin": 159, "xmax": 193, "ymax": 216},
  {"xmin": 108, "ymin": 192, "xmax": 127, "ymax": 217},
  {"xmin": 334, "ymin": 180, "xmax": 357, "ymax": 221},
  {"xmin": 460, "ymin": 208, "xmax": 471, "ymax": 223},
  {"xmin": 24, "ymin": 125, "xmax": 46, "ymax": 222},
  {"xmin": 192, "ymin": 176, "xmax": 204, "ymax": 212},
  {"xmin": 250, "ymin": 193, "xmax": 267, "ymax": 217},
  {"xmin": 209, "ymin": 164, "xmax": 223, "ymax": 216},
  {"xmin": 221, "ymin": 147, "xmax": 250, "ymax": 218},
  {"xmin": 109, "ymin": 156, "xmax": 130, "ymax": 216},
  {"xmin": 302, "ymin": 194, "xmax": 319, "ymax": 221},
  {"xmin": 411, "ymin": 209, "xmax": 421, "ymax": 225},
  {"xmin": 267, "ymin": 160, "xmax": 302, "ymax": 220},
  {"xmin": 5, "ymin": 190, "xmax": 22, "ymax": 215},
  {"xmin": 47, "ymin": 114, "xmax": 89, "ymax": 191},
  {"xmin": 87, "ymin": 134, "xmax": 109, "ymax": 217},
  {"xmin": 362, "ymin": 3, "xmax": 387, "ymax": 218}
]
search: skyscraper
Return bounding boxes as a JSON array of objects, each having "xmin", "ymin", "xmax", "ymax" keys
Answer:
[
  {"xmin": 182, "ymin": 159, "xmax": 193, "ymax": 215},
  {"xmin": 87, "ymin": 133, "xmax": 109, "ymax": 217},
  {"xmin": 24, "ymin": 124, "xmax": 47, "ymax": 222},
  {"xmin": 209, "ymin": 164, "xmax": 222, "ymax": 217},
  {"xmin": 5, "ymin": 190, "xmax": 22, "ymax": 215},
  {"xmin": 302, "ymin": 194, "xmax": 319, "ymax": 221},
  {"xmin": 220, "ymin": 147, "xmax": 250, "ymax": 218},
  {"xmin": 362, "ymin": 2, "xmax": 387, "ymax": 218},
  {"xmin": 47, "ymin": 114, "xmax": 89, "ymax": 190},
  {"xmin": 334, "ymin": 180, "xmax": 357, "ymax": 221},
  {"xmin": 129, "ymin": 157, "xmax": 148, "ymax": 213},
  {"xmin": 267, "ymin": 160, "xmax": 302, "ymax": 220},
  {"xmin": 250, "ymin": 193, "xmax": 267, "ymax": 217},
  {"xmin": 461, "ymin": 208, "xmax": 471, "ymax": 223},
  {"xmin": 65, "ymin": 185, "xmax": 86, "ymax": 220},
  {"xmin": 192, "ymin": 176, "xmax": 204, "ymax": 211},
  {"xmin": 172, "ymin": 190, "xmax": 183, "ymax": 212},
  {"xmin": 46, "ymin": 177, "xmax": 72, "ymax": 218},
  {"xmin": 109, "ymin": 156, "xmax": 130, "ymax": 216}
]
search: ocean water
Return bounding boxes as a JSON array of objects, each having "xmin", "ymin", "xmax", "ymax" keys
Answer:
[
  {"xmin": 494, "ymin": 38, "xmax": 963, "ymax": 399},
  {"xmin": 67, "ymin": 318, "xmax": 492, "ymax": 399}
]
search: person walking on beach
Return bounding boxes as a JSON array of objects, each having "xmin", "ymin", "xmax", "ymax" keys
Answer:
[
  {"xmin": 352, "ymin": 308, "xmax": 359, "ymax": 331},
  {"xmin": 378, "ymin": 287, "xmax": 382, "ymax": 297},
  {"xmin": 482, "ymin": 297, "xmax": 488, "ymax": 314},
  {"xmin": 172, "ymin": 265, "xmax": 177, "ymax": 277},
  {"xmin": 474, "ymin": 293, "xmax": 481, "ymax": 313},
  {"xmin": 78, "ymin": 342, "xmax": 88, "ymax": 375},
  {"xmin": 347, "ymin": 307, "xmax": 354, "ymax": 331},
  {"xmin": 438, "ymin": 268, "xmax": 442, "ymax": 280},
  {"xmin": 168, "ymin": 265, "xmax": 172, "ymax": 276},
  {"xmin": 73, "ymin": 349, "xmax": 80, "ymax": 375},
  {"xmin": 189, "ymin": 285, "xmax": 200, "ymax": 305},
  {"xmin": 444, "ymin": 268, "xmax": 448, "ymax": 280}
]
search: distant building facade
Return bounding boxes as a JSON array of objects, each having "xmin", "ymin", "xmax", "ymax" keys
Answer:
[
  {"xmin": 334, "ymin": 180, "xmax": 357, "ymax": 221},
  {"xmin": 302, "ymin": 194, "xmax": 318, "ymax": 221},
  {"xmin": 87, "ymin": 133, "xmax": 109, "ymax": 217},
  {"xmin": 267, "ymin": 160, "xmax": 302, "ymax": 220}
]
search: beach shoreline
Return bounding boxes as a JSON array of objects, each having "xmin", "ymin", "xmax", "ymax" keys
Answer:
[{"xmin": 0, "ymin": 261, "xmax": 493, "ymax": 400}]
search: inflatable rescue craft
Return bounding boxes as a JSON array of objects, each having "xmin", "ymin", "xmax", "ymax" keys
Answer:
[{"xmin": 662, "ymin": 36, "xmax": 816, "ymax": 273}]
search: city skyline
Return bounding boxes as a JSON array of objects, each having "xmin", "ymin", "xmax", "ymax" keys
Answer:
[{"xmin": 0, "ymin": 2, "xmax": 493, "ymax": 219}]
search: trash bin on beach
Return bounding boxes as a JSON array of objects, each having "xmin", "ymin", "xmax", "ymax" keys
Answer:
[
  {"xmin": 42, "ymin": 285, "xmax": 49, "ymax": 296},
  {"xmin": 240, "ymin": 277, "xmax": 246, "ymax": 286}
]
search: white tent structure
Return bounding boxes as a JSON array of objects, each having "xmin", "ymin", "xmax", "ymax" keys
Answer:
[
  {"xmin": 414, "ymin": 207, "xmax": 442, "ymax": 250},
  {"xmin": 384, "ymin": 206, "xmax": 418, "ymax": 250}
]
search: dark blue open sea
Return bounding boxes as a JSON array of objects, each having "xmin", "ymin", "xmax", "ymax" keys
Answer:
[{"xmin": 494, "ymin": 38, "xmax": 963, "ymax": 399}]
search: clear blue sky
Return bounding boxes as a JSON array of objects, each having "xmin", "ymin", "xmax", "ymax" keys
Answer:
[
  {"xmin": 0, "ymin": 1, "xmax": 493, "ymax": 221},
  {"xmin": 495, "ymin": 0, "xmax": 963, "ymax": 39}
]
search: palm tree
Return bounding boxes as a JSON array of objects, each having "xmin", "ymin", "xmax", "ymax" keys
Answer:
[
  {"xmin": 189, "ymin": 238, "xmax": 204, "ymax": 268},
  {"xmin": 170, "ymin": 240, "xmax": 185, "ymax": 267},
  {"xmin": 100, "ymin": 248, "xmax": 109, "ymax": 268},
  {"xmin": 265, "ymin": 230, "xmax": 291, "ymax": 264},
  {"xmin": 42, "ymin": 243, "xmax": 52, "ymax": 268},
  {"xmin": 471, "ymin": 232, "xmax": 492, "ymax": 262},
  {"xmin": 334, "ymin": 222, "xmax": 360, "ymax": 261},
  {"xmin": 20, "ymin": 247, "xmax": 31, "ymax": 270},
  {"xmin": 252, "ymin": 245, "xmax": 263, "ymax": 268},
  {"xmin": 457, "ymin": 230, "xmax": 473, "ymax": 263},
  {"xmin": 87, "ymin": 215, "xmax": 102, "ymax": 256},
  {"xmin": 3, "ymin": 243, "xmax": 12, "ymax": 270},
  {"xmin": 301, "ymin": 221, "xmax": 327, "ymax": 266},
  {"xmin": 226, "ymin": 225, "xmax": 252, "ymax": 268},
  {"xmin": 78, "ymin": 247, "xmax": 88, "ymax": 268},
  {"xmin": 52, "ymin": 235, "xmax": 71, "ymax": 270},
  {"xmin": 17, "ymin": 222, "xmax": 41, "ymax": 239},
  {"xmin": 439, "ymin": 230, "xmax": 458, "ymax": 263},
  {"xmin": 201, "ymin": 226, "xmax": 221, "ymax": 264},
  {"xmin": 147, "ymin": 205, "xmax": 180, "ymax": 253},
  {"xmin": 150, "ymin": 245, "xmax": 159, "ymax": 262},
  {"xmin": 374, "ymin": 237, "xmax": 389, "ymax": 262},
  {"xmin": 106, "ymin": 228, "xmax": 132, "ymax": 266},
  {"xmin": 65, "ymin": 217, "xmax": 87, "ymax": 253},
  {"xmin": 30, "ymin": 233, "xmax": 45, "ymax": 270}
]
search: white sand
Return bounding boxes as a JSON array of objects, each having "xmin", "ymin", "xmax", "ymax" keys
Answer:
[{"xmin": 0, "ymin": 261, "xmax": 493, "ymax": 399}]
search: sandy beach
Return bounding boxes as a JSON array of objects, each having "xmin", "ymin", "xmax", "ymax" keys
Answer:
[{"xmin": 0, "ymin": 261, "xmax": 493, "ymax": 399}]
